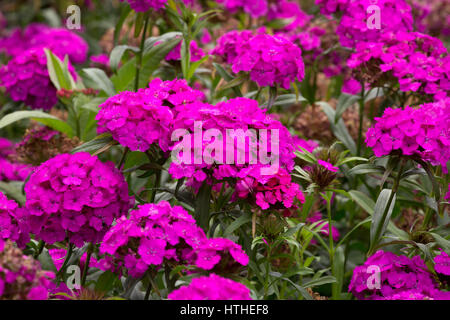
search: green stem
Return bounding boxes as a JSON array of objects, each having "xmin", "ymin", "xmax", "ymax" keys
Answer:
[
  {"xmin": 326, "ymin": 194, "xmax": 337, "ymax": 299},
  {"xmin": 117, "ymin": 147, "xmax": 130, "ymax": 170},
  {"xmin": 81, "ymin": 243, "xmax": 93, "ymax": 287},
  {"xmin": 150, "ymin": 170, "xmax": 161, "ymax": 203},
  {"xmin": 369, "ymin": 159, "xmax": 406, "ymax": 256},
  {"xmin": 134, "ymin": 16, "xmax": 150, "ymax": 91},
  {"xmin": 34, "ymin": 240, "xmax": 45, "ymax": 259},
  {"xmin": 357, "ymin": 83, "xmax": 365, "ymax": 156},
  {"xmin": 57, "ymin": 243, "xmax": 74, "ymax": 280}
]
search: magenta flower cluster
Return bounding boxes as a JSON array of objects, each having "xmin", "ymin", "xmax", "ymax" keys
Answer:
[
  {"xmin": 0, "ymin": 48, "xmax": 71, "ymax": 110},
  {"xmin": 96, "ymin": 78, "xmax": 205, "ymax": 152},
  {"xmin": 434, "ymin": 250, "xmax": 450, "ymax": 276},
  {"xmin": 235, "ymin": 168, "xmax": 305, "ymax": 210},
  {"xmin": 212, "ymin": 32, "xmax": 305, "ymax": 89},
  {"xmin": 365, "ymin": 100, "xmax": 450, "ymax": 167},
  {"xmin": 196, "ymin": 238, "xmax": 249, "ymax": 270},
  {"xmin": 0, "ymin": 23, "xmax": 87, "ymax": 63},
  {"xmin": 0, "ymin": 192, "xmax": 29, "ymax": 250},
  {"xmin": 0, "ymin": 138, "xmax": 33, "ymax": 181},
  {"xmin": 215, "ymin": 0, "xmax": 268, "ymax": 18},
  {"xmin": 168, "ymin": 273, "xmax": 252, "ymax": 300},
  {"xmin": 347, "ymin": 32, "xmax": 449, "ymax": 100},
  {"xmin": 0, "ymin": 241, "xmax": 55, "ymax": 300},
  {"xmin": 349, "ymin": 250, "xmax": 449, "ymax": 300},
  {"xmin": 99, "ymin": 201, "xmax": 248, "ymax": 277},
  {"xmin": 169, "ymin": 97, "xmax": 297, "ymax": 198},
  {"xmin": 336, "ymin": 0, "xmax": 414, "ymax": 47},
  {"xmin": 121, "ymin": 0, "xmax": 167, "ymax": 11},
  {"xmin": 24, "ymin": 152, "xmax": 132, "ymax": 247}
]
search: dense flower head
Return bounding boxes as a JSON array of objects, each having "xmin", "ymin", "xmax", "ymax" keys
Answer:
[
  {"xmin": 0, "ymin": 138, "xmax": 33, "ymax": 182},
  {"xmin": 267, "ymin": 1, "xmax": 312, "ymax": 31},
  {"xmin": 0, "ymin": 192, "xmax": 29, "ymax": 250},
  {"xmin": 230, "ymin": 33, "xmax": 305, "ymax": 89},
  {"xmin": 434, "ymin": 250, "xmax": 450, "ymax": 276},
  {"xmin": 0, "ymin": 23, "xmax": 87, "ymax": 64},
  {"xmin": 99, "ymin": 201, "xmax": 207, "ymax": 277},
  {"xmin": 315, "ymin": 0, "xmax": 349, "ymax": 16},
  {"xmin": 168, "ymin": 273, "xmax": 252, "ymax": 300},
  {"xmin": 169, "ymin": 97, "xmax": 297, "ymax": 193},
  {"xmin": 408, "ymin": 0, "xmax": 450, "ymax": 38},
  {"xmin": 235, "ymin": 168, "xmax": 305, "ymax": 210},
  {"xmin": 96, "ymin": 78, "xmax": 205, "ymax": 152},
  {"xmin": 28, "ymin": 28, "xmax": 88, "ymax": 64},
  {"xmin": 349, "ymin": 250, "xmax": 444, "ymax": 300},
  {"xmin": 211, "ymin": 30, "xmax": 254, "ymax": 65},
  {"xmin": 196, "ymin": 238, "xmax": 248, "ymax": 271},
  {"xmin": 24, "ymin": 152, "xmax": 132, "ymax": 247},
  {"xmin": 0, "ymin": 240, "xmax": 55, "ymax": 300},
  {"xmin": 336, "ymin": 0, "xmax": 414, "ymax": 47},
  {"xmin": 365, "ymin": 100, "xmax": 450, "ymax": 167},
  {"xmin": 121, "ymin": 0, "xmax": 167, "ymax": 11},
  {"xmin": 216, "ymin": 0, "xmax": 268, "ymax": 18},
  {"xmin": 347, "ymin": 32, "xmax": 449, "ymax": 100},
  {"xmin": 0, "ymin": 47, "xmax": 78, "ymax": 110}
]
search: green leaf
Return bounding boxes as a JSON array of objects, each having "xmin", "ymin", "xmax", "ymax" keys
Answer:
[
  {"xmin": 430, "ymin": 233, "xmax": 450, "ymax": 251},
  {"xmin": 224, "ymin": 211, "xmax": 252, "ymax": 237},
  {"xmin": 348, "ymin": 163, "xmax": 385, "ymax": 176},
  {"xmin": 0, "ymin": 110, "xmax": 73, "ymax": 137},
  {"xmin": 187, "ymin": 55, "xmax": 210, "ymax": 81},
  {"xmin": 332, "ymin": 247, "xmax": 345, "ymax": 299},
  {"xmin": 111, "ymin": 35, "xmax": 181, "ymax": 91},
  {"xmin": 0, "ymin": 181, "xmax": 25, "ymax": 205},
  {"xmin": 82, "ymin": 68, "xmax": 116, "ymax": 96},
  {"xmin": 319, "ymin": 102, "xmax": 357, "ymax": 154},
  {"xmin": 110, "ymin": 45, "xmax": 139, "ymax": 72},
  {"xmin": 114, "ymin": 5, "xmax": 132, "ymax": 46},
  {"xmin": 303, "ymin": 275, "xmax": 337, "ymax": 288},
  {"xmin": 349, "ymin": 190, "xmax": 375, "ymax": 215},
  {"xmin": 44, "ymin": 49, "xmax": 74, "ymax": 90},
  {"xmin": 71, "ymin": 134, "xmax": 115, "ymax": 154},
  {"xmin": 195, "ymin": 183, "xmax": 212, "ymax": 231},
  {"xmin": 335, "ymin": 93, "xmax": 359, "ymax": 123},
  {"xmin": 370, "ymin": 189, "xmax": 396, "ymax": 249},
  {"xmin": 95, "ymin": 271, "xmax": 119, "ymax": 293}
]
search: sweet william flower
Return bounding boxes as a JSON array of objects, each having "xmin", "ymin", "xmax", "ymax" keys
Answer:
[
  {"xmin": 434, "ymin": 250, "xmax": 450, "ymax": 276},
  {"xmin": 168, "ymin": 273, "xmax": 252, "ymax": 300},
  {"xmin": 121, "ymin": 0, "xmax": 167, "ymax": 12},
  {"xmin": 24, "ymin": 152, "xmax": 133, "ymax": 247}
]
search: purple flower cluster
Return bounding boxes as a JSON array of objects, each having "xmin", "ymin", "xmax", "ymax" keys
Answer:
[
  {"xmin": 336, "ymin": 0, "xmax": 414, "ymax": 47},
  {"xmin": 0, "ymin": 192, "xmax": 29, "ymax": 250},
  {"xmin": 408, "ymin": 0, "xmax": 450, "ymax": 38},
  {"xmin": 0, "ymin": 138, "xmax": 33, "ymax": 181},
  {"xmin": 235, "ymin": 168, "xmax": 305, "ymax": 210},
  {"xmin": 0, "ymin": 23, "xmax": 87, "ymax": 63},
  {"xmin": 365, "ymin": 100, "xmax": 450, "ymax": 167},
  {"xmin": 121, "ymin": 0, "xmax": 167, "ymax": 11},
  {"xmin": 0, "ymin": 47, "xmax": 79, "ymax": 110},
  {"xmin": 169, "ymin": 97, "xmax": 297, "ymax": 195},
  {"xmin": 0, "ymin": 240, "xmax": 55, "ymax": 300},
  {"xmin": 267, "ymin": 1, "xmax": 312, "ymax": 31},
  {"xmin": 215, "ymin": 0, "xmax": 268, "ymax": 18},
  {"xmin": 227, "ymin": 33, "xmax": 305, "ymax": 89},
  {"xmin": 196, "ymin": 238, "xmax": 248, "ymax": 270},
  {"xmin": 349, "ymin": 250, "xmax": 447, "ymax": 300},
  {"xmin": 315, "ymin": 0, "xmax": 349, "ymax": 16},
  {"xmin": 211, "ymin": 30, "xmax": 254, "ymax": 65},
  {"xmin": 96, "ymin": 78, "xmax": 205, "ymax": 152},
  {"xmin": 347, "ymin": 32, "xmax": 449, "ymax": 100},
  {"xmin": 99, "ymin": 201, "xmax": 248, "ymax": 277},
  {"xmin": 168, "ymin": 273, "xmax": 252, "ymax": 300},
  {"xmin": 24, "ymin": 152, "xmax": 132, "ymax": 247},
  {"xmin": 434, "ymin": 250, "xmax": 450, "ymax": 276}
]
